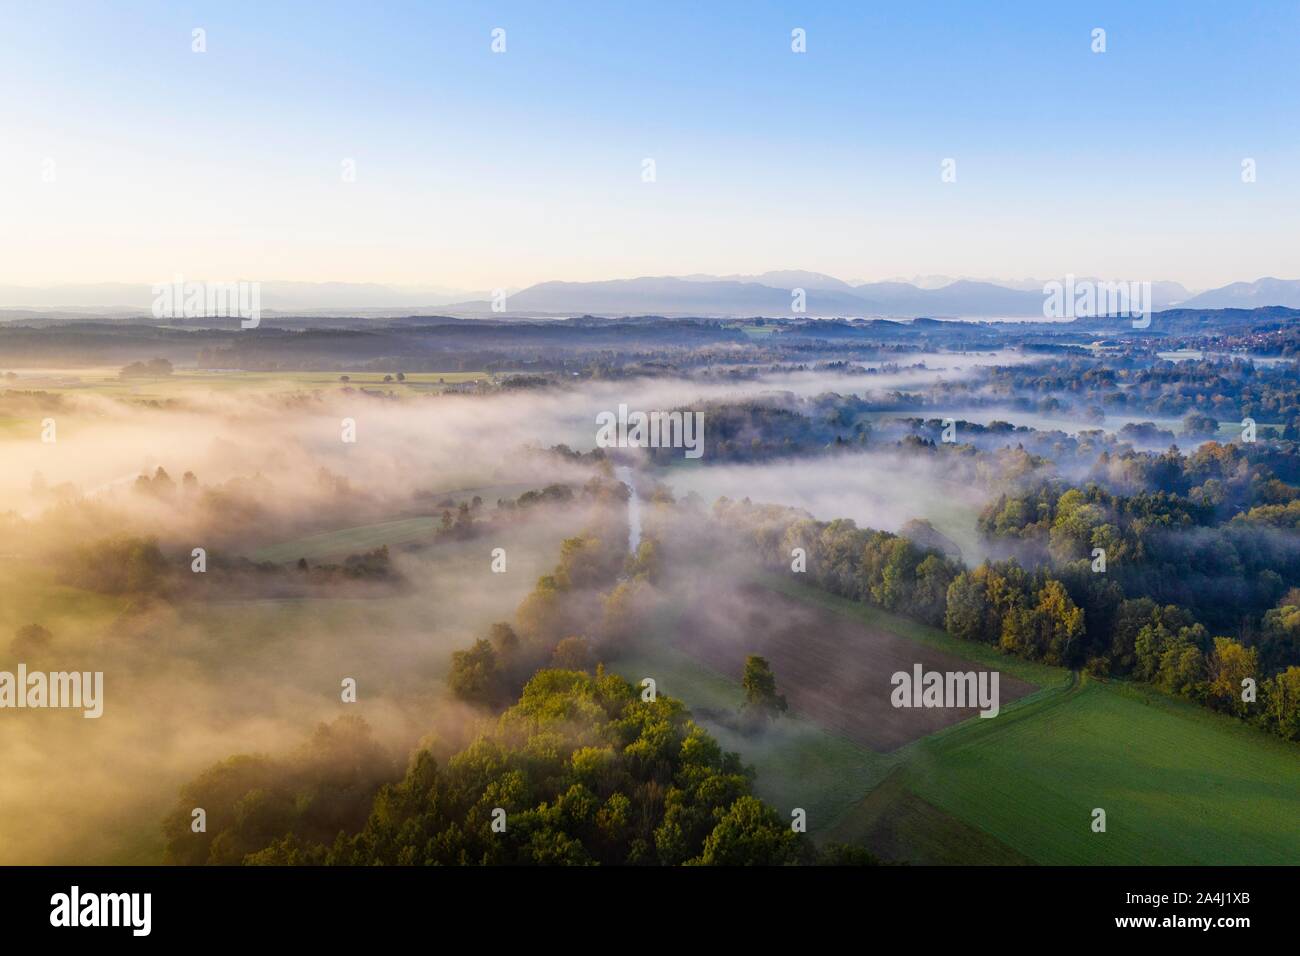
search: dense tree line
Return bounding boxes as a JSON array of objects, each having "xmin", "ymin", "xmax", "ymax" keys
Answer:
[
  {"xmin": 120, "ymin": 357, "xmax": 174, "ymax": 378},
  {"xmin": 978, "ymin": 467, "xmax": 1300, "ymax": 633},
  {"xmin": 710, "ymin": 497, "xmax": 1300, "ymax": 743},
  {"xmin": 711, "ymin": 498, "xmax": 962, "ymax": 627},
  {"xmin": 167, "ymin": 667, "xmax": 878, "ymax": 865},
  {"xmin": 162, "ymin": 716, "xmax": 399, "ymax": 865},
  {"xmin": 944, "ymin": 563, "xmax": 1300, "ymax": 738},
  {"xmin": 447, "ymin": 503, "xmax": 642, "ymax": 708},
  {"xmin": 240, "ymin": 670, "xmax": 818, "ymax": 865},
  {"xmin": 58, "ymin": 535, "xmax": 397, "ymax": 597},
  {"xmin": 975, "ymin": 355, "xmax": 1300, "ymax": 432}
]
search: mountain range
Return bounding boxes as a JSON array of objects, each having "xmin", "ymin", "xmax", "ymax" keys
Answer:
[
  {"xmin": 442, "ymin": 273, "xmax": 1300, "ymax": 318},
  {"xmin": 4, "ymin": 274, "xmax": 1300, "ymax": 320}
]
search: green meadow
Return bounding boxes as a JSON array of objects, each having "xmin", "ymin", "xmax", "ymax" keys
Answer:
[
  {"xmin": 902, "ymin": 676, "xmax": 1300, "ymax": 865},
  {"xmin": 613, "ymin": 575, "xmax": 1300, "ymax": 865},
  {"xmin": 249, "ymin": 485, "xmax": 539, "ymax": 563},
  {"xmin": 1, "ymin": 367, "xmax": 491, "ymax": 401},
  {"xmin": 252, "ymin": 516, "xmax": 441, "ymax": 563}
]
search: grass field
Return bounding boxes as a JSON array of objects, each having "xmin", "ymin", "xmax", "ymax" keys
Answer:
[
  {"xmin": 0, "ymin": 565, "xmax": 133, "ymax": 648},
  {"xmin": 903, "ymin": 675, "xmax": 1300, "ymax": 865},
  {"xmin": 615, "ymin": 572, "xmax": 1300, "ymax": 864},
  {"xmin": 252, "ymin": 516, "xmax": 441, "ymax": 563},
  {"xmin": 0, "ymin": 367, "xmax": 491, "ymax": 401},
  {"xmin": 249, "ymin": 484, "xmax": 536, "ymax": 563},
  {"xmin": 824, "ymin": 768, "xmax": 1034, "ymax": 865}
]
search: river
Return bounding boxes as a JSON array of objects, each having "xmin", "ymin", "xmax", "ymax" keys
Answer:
[{"xmin": 615, "ymin": 465, "xmax": 641, "ymax": 554}]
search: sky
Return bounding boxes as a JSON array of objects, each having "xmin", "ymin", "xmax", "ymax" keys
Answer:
[{"xmin": 1, "ymin": 0, "xmax": 1297, "ymax": 292}]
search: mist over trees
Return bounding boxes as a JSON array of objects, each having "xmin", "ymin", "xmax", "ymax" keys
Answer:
[
  {"xmin": 5, "ymin": 305, "xmax": 1300, "ymax": 867},
  {"xmin": 711, "ymin": 487, "xmax": 1300, "ymax": 742},
  {"xmin": 240, "ymin": 670, "xmax": 808, "ymax": 866}
]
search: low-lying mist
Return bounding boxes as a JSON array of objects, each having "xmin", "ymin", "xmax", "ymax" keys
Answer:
[{"xmin": 0, "ymin": 353, "xmax": 1032, "ymax": 862}]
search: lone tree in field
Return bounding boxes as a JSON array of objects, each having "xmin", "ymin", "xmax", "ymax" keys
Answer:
[
  {"xmin": 741, "ymin": 655, "xmax": 787, "ymax": 723},
  {"xmin": 11, "ymin": 623, "xmax": 53, "ymax": 657}
]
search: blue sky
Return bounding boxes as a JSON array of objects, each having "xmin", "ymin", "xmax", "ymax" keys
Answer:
[{"xmin": 1, "ymin": 0, "xmax": 1297, "ymax": 289}]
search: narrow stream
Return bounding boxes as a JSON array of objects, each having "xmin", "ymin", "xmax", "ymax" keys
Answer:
[{"xmin": 615, "ymin": 465, "xmax": 641, "ymax": 554}]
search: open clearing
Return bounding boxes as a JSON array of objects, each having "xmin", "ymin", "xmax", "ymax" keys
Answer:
[
  {"xmin": 252, "ymin": 516, "xmax": 440, "ymax": 563},
  {"xmin": 788, "ymin": 582, "xmax": 1300, "ymax": 864},
  {"xmin": 901, "ymin": 675, "xmax": 1300, "ymax": 864},
  {"xmin": 0, "ymin": 367, "xmax": 491, "ymax": 401},
  {"xmin": 673, "ymin": 581, "xmax": 1036, "ymax": 751},
  {"xmin": 249, "ymin": 484, "xmax": 535, "ymax": 563},
  {"xmin": 608, "ymin": 578, "xmax": 1042, "ymax": 855},
  {"xmin": 623, "ymin": 574, "xmax": 1300, "ymax": 864}
]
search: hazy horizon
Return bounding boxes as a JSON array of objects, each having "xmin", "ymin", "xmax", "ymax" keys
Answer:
[{"xmin": 4, "ymin": 271, "xmax": 1300, "ymax": 316}]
